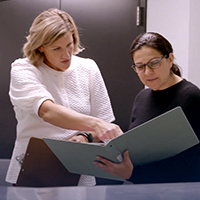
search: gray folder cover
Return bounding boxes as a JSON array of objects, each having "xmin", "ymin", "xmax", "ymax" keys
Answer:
[{"xmin": 43, "ymin": 107, "xmax": 199, "ymax": 181}]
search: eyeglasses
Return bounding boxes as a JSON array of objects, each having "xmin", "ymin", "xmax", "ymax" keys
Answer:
[{"xmin": 131, "ymin": 55, "xmax": 167, "ymax": 74}]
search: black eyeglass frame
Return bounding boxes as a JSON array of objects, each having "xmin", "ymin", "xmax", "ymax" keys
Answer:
[{"xmin": 131, "ymin": 55, "xmax": 167, "ymax": 74}]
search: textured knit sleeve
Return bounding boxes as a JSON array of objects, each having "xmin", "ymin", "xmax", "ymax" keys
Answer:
[
  {"xmin": 9, "ymin": 58, "xmax": 55, "ymax": 115},
  {"xmin": 88, "ymin": 59, "xmax": 115, "ymax": 122}
]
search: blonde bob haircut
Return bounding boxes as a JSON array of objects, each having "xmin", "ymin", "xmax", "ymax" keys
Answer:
[{"xmin": 23, "ymin": 8, "xmax": 84, "ymax": 67}]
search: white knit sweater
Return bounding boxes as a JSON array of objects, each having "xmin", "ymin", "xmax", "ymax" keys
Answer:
[{"xmin": 6, "ymin": 55, "xmax": 115, "ymax": 184}]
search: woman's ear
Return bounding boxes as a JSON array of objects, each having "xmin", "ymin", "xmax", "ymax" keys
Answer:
[
  {"xmin": 38, "ymin": 46, "xmax": 43, "ymax": 53},
  {"xmin": 168, "ymin": 53, "xmax": 174, "ymax": 68}
]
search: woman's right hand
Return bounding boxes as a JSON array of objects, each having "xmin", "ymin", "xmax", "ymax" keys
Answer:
[
  {"xmin": 93, "ymin": 121, "xmax": 123, "ymax": 142},
  {"xmin": 94, "ymin": 150, "xmax": 134, "ymax": 179}
]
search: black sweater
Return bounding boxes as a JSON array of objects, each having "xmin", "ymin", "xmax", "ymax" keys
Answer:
[{"xmin": 127, "ymin": 79, "xmax": 200, "ymax": 184}]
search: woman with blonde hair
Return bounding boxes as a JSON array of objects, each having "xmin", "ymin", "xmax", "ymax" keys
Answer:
[{"xmin": 6, "ymin": 8, "xmax": 122, "ymax": 186}]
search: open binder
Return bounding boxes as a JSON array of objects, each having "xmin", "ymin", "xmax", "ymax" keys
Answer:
[{"xmin": 44, "ymin": 107, "xmax": 199, "ymax": 182}]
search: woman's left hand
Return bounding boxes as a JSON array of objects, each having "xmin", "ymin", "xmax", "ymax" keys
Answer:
[
  {"xmin": 69, "ymin": 135, "xmax": 88, "ymax": 143},
  {"xmin": 94, "ymin": 150, "xmax": 134, "ymax": 179}
]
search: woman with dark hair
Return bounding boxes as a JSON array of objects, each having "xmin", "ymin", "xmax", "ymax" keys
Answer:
[{"xmin": 95, "ymin": 32, "xmax": 200, "ymax": 184}]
